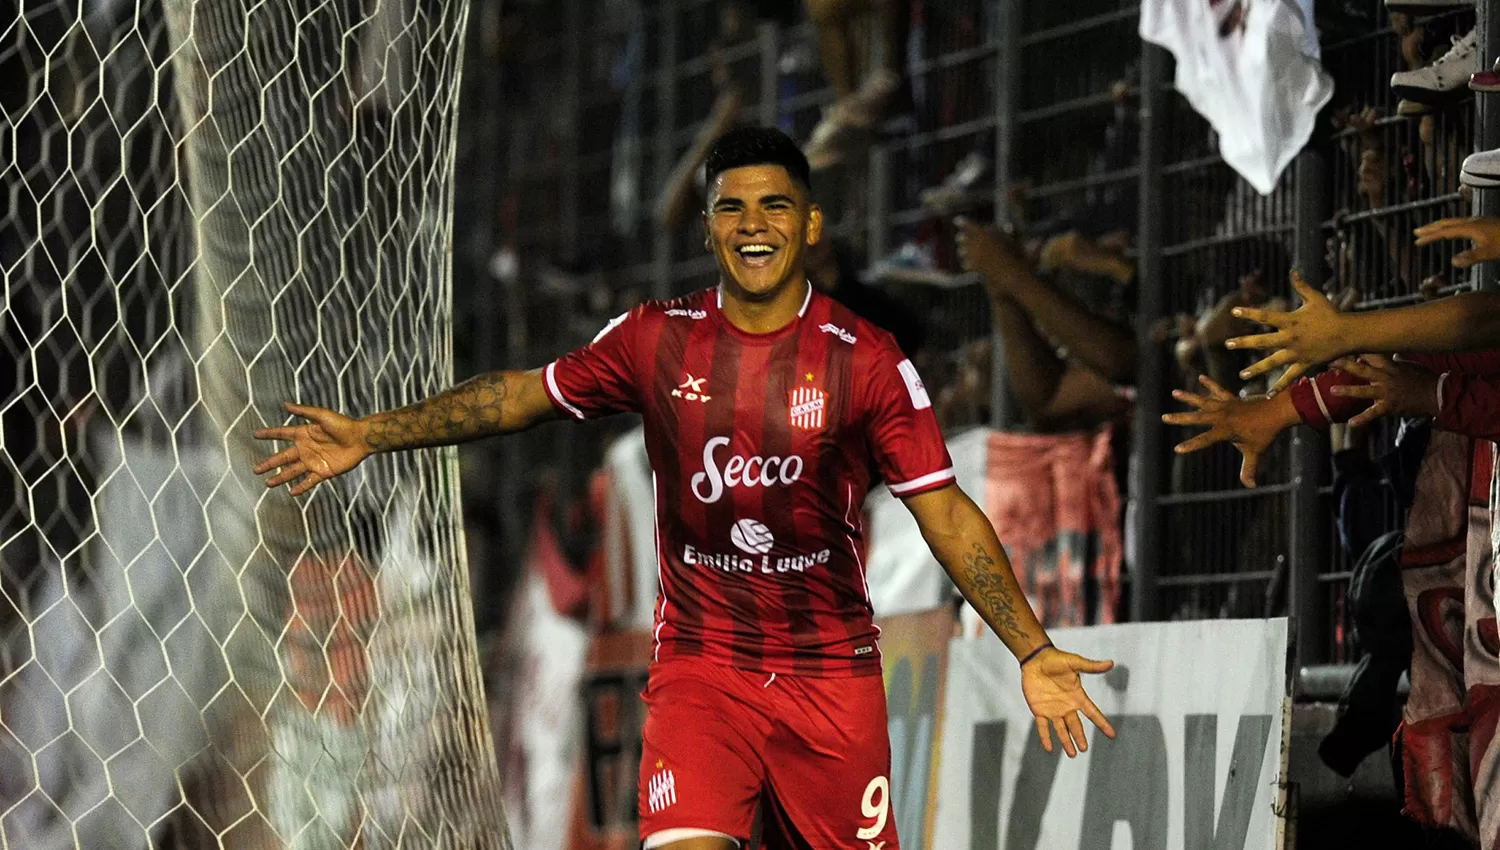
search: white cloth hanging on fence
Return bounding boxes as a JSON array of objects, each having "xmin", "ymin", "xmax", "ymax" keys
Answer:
[{"xmin": 1140, "ymin": 0, "xmax": 1332, "ymax": 195}]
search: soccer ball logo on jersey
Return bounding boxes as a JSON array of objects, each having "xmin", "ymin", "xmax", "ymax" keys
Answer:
[
  {"xmin": 788, "ymin": 385, "xmax": 826, "ymax": 430},
  {"xmin": 730, "ymin": 518, "xmax": 774, "ymax": 554}
]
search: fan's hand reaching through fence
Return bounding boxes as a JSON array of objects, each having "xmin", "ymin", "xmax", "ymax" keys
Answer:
[
  {"xmin": 1161, "ymin": 375, "xmax": 1298, "ymax": 488},
  {"xmin": 1225, "ymin": 271, "xmax": 1349, "ymax": 395},
  {"xmin": 1328, "ymin": 355, "xmax": 1440, "ymax": 427},
  {"xmin": 1413, "ymin": 217, "xmax": 1500, "ymax": 269},
  {"xmin": 253, "ymin": 403, "xmax": 371, "ymax": 496}
]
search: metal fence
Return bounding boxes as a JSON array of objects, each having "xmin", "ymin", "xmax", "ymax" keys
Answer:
[{"xmin": 469, "ymin": 0, "xmax": 1500, "ymax": 666}]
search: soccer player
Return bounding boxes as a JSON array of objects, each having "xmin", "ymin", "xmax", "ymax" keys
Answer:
[{"xmin": 252, "ymin": 127, "xmax": 1116, "ymax": 850}]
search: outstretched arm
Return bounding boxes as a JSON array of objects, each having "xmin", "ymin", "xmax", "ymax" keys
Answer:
[
  {"xmin": 1228, "ymin": 219, "xmax": 1500, "ymax": 394},
  {"xmin": 1162, "ymin": 360, "xmax": 1432, "ymax": 487},
  {"xmin": 1161, "ymin": 376, "xmax": 1302, "ymax": 488},
  {"xmin": 361, "ymin": 368, "xmax": 557, "ymax": 450},
  {"xmin": 957, "ymin": 218, "xmax": 1137, "ymax": 384},
  {"xmin": 1231, "ymin": 283, "xmax": 1500, "ymax": 393},
  {"xmin": 903, "ymin": 483, "xmax": 1116, "ymax": 757},
  {"xmin": 253, "ymin": 369, "xmax": 557, "ymax": 495},
  {"xmin": 987, "ymin": 294, "xmax": 1068, "ymax": 422}
]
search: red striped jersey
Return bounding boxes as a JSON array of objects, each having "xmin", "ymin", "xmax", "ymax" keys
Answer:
[{"xmin": 544, "ymin": 285, "xmax": 954, "ymax": 677}]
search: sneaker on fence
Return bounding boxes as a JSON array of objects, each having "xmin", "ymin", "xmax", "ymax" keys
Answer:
[
  {"xmin": 1461, "ymin": 148, "xmax": 1500, "ymax": 188},
  {"xmin": 1390, "ymin": 28, "xmax": 1477, "ymax": 106},
  {"xmin": 1472, "ymin": 57, "xmax": 1500, "ymax": 92}
]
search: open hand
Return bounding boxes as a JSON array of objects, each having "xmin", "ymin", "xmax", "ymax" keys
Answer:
[
  {"xmin": 1225, "ymin": 271, "xmax": 1350, "ymax": 395},
  {"xmin": 1020, "ymin": 648, "xmax": 1116, "ymax": 758},
  {"xmin": 1413, "ymin": 217, "xmax": 1500, "ymax": 269},
  {"xmin": 1328, "ymin": 355, "xmax": 1441, "ymax": 427},
  {"xmin": 1162, "ymin": 375, "xmax": 1294, "ymax": 488},
  {"xmin": 252, "ymin": 402, "xmax": 371, "ymax": 496}
]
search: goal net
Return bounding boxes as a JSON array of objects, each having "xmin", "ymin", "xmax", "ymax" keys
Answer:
[{"xmin": 0, "ymin": 0, "xmax": 510, "ymax": 846}]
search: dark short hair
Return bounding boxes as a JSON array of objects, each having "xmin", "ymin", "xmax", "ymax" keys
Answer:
[{"xmin": 704, "ymin": 127, "xmax": 812, "ymax": 195}]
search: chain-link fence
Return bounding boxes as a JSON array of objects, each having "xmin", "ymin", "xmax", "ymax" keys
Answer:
[{"xmin": 2, "ymin": 0, "xmax": 512, "ymax": 843}]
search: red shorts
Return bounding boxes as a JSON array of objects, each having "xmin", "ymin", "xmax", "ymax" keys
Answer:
[{"xmin": 637, "ymin": 658, "xmax": 900, "ymax": 849}]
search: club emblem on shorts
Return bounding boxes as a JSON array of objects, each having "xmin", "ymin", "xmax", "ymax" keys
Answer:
[
  {"xmin": 647, "ymin": 768, "xmax": 677, "ymax": 814},
  {"xmin": 788, "ymin": 385, "xmax": 826, "ymax": 430},
  {"xmin": 672, "ymin": 373, "xmax": 711, "ymax": 403}
]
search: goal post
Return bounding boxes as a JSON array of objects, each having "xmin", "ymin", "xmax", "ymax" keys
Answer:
[{"xmin": 0, "ymin": 0, "xmax": 510, "ymax": 846}]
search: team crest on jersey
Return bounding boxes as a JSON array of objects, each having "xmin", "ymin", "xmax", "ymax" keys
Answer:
[{"xmin": 788, "ymin": 385, "xmax": 826, "ymax": 430}]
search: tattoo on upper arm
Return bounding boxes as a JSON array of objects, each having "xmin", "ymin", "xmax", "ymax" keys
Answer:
[
  {"xmin": 960, "ymin": 542, "xmax": 1028, "ymax": 643},
  {"xmin": 366, "ymin": 372, "xmax": 512, "ymax": 451}
]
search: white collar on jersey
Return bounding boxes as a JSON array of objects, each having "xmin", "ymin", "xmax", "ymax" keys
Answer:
[{"xmin": 715, "ymin": 281, "xmax": 813, "ymax": 317}]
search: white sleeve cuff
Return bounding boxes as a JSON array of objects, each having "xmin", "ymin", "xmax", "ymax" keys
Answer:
[
  {"xmin": 544, "ymin": 362, "xmax": 586, "ymax": 420},
  {"xmin": 1311, "ymin": 380, "xmax": 1332, "ymax": 424},
  {"xmin": 887, "ymin": 467, "xmax": 956, "ymax": 495}
]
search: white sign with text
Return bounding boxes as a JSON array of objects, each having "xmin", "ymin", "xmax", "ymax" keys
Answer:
[{"xmin": 932, "ymin": 619, "xmax": 1289, "ymax": 850}]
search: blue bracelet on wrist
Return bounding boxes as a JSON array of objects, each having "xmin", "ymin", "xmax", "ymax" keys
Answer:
[{"xmin": 1019, "ymin": 643, "xmax": 1053, "ymax": 668}]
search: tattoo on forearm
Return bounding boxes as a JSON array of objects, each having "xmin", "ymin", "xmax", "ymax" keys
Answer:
[
  {"xmin": 365, "ymin": 372, "xmax": 511, "ymax": 451},
  {"xmin": 960, "ymin": 542, "xmax": 1029, "ymax": 644}
]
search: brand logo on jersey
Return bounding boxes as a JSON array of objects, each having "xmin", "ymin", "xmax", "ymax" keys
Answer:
[
  {"xmin": 730, "ymin": 518, "xmax": 775, "ymax": 554},
  {"xmin": 672, "ymin": 373, "xmax": 711, "ymax": 403},
  {"xmin": 818, "ymin": 321, "xmax": 857, "ymax": 344},
  {"xmin": 646, "ymin": 769, "xmax": 677, "ymax": 814},
  {"xmin": 788, "ymin": 386, "xmax": 826, "ymax": 431},
  {"xmin": 690, "ymin": 436, "xmax": 804, "ymax": 504},
  {"xmin": 664, "ymin": 308, "xmax": 707, "ymax": 319}
]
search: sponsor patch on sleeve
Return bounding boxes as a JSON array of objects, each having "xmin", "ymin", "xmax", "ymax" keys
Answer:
[{"xmin": 896, "ymin": 358, "xmax": 931, "ymax": 410}]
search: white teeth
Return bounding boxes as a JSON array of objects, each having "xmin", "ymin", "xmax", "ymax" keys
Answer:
[{"xmin": 738, "ymin": 245, "xmax": 774, "ymax": 255}]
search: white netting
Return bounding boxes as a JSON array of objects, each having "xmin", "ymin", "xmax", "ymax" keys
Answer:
[{"xmin": 0, "ymin": 0, "xmax": 510, "ymax": 847}]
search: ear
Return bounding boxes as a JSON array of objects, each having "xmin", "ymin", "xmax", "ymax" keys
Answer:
[
  {"xmin": 805, "ymin": 204, "xmax": 824, "ymax": 247},
  {"xmin": 703, "ymin": 213, "xmax": 712, "ymax": 252}
]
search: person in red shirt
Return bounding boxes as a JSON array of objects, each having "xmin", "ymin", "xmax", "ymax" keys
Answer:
[{"xmin": 251, "ymin": 127, "xmax": 1114, "ymax": 850}]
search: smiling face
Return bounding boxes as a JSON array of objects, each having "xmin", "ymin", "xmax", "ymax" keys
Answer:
[{"xmin": 704, "ymin": 164, "xmax": 823, "ymax": 301}]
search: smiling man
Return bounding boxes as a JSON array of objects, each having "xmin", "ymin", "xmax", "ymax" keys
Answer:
[{"xmin": 250, "ymin": 127, "xmax": 1114, "ymax": 850}]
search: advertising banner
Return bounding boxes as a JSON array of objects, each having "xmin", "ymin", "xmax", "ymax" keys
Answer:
[{"xmin": 932, "ymin": 619, "xmax": 1290, "ymax": 850}]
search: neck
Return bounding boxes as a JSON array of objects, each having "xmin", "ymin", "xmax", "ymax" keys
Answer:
[{"xmin": 719, "ymin": 277, "xmax": 809, "ymax": 334}]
